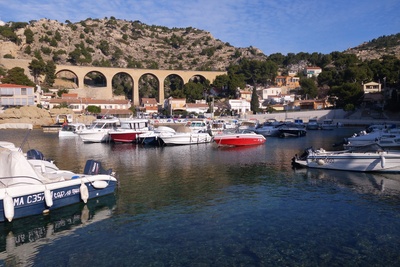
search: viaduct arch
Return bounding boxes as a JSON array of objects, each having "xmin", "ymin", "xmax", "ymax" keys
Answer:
[{"xmin": 55, "ymin": 65, "xmax": 226, "ymax": 105}]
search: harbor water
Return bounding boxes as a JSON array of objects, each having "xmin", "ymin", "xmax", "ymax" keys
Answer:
[{"xmin": 1, "ymin": 127, "xmax": 400, "ymax": 266}]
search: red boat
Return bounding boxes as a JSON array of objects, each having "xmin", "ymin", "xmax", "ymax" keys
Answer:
[
  {"xmin": 212, "ymin": 132, "xmax": 266, "ymax": 147},
  {"xmin": 108, "ymin": 118, "xmax": 150, "ymax": 143}
]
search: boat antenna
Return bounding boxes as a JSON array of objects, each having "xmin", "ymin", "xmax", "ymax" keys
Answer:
[{"xmin": 18, "ymin": 125, "xmax": 33, "ymax": 152}]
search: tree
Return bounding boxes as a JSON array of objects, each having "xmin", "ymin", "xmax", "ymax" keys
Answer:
[
  {"xmin": 44, "ymin": 60, "xmax": 56, "ymax": 86},
  {"xmin": 28, "ymin": 58, "xmax": 46, "ymax": 84},
  {"xmin": 183, "ymin": 81, "xmax": 207, "ymax": 103},
  {"xmin": 213, "ymin": 74, "xmax": 230, "ymax": 90},
  {"xmin": 164, "ymin": 75, "xmax": 183, "ymax": 98},
  {"xmin": 235, "ymin": 59, "xmax": 277, "ymax": 86},
  {"xmin": 24, "ymin": 28, "xmax": 34, "ymax": 44},
  {"xmin": 268, "ymin": 53, "xmax": 285, "ymax": 66},
  {"xmin": 87, "ymin": 105, "xmax": 101, "ymax": 114},
  {"xmin": 57, "ymin": 89, "xmax": 69, "ymax": 97},
  {"xmin": 250, "ymin": 87, "xmax": 259, "ymax": 114},
  {"xmin": 329, "ymin": 83, "xmax": 363, "ymax": 108},
  {"xmin": 1, "ymin": 67, "xmax": 35, "ymax": 86},
  {"xmin": 299, "ymin": 78, "xmax": 318, "ymax": 99}
]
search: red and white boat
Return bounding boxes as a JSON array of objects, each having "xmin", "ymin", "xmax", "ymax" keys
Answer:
[
  {"xmin": 212, "ymin": 132, "xmax": 266, "ymax": 147},
  {"xmin": 108, "ymin": 118, "xmax": 150, "ymax": 143}
]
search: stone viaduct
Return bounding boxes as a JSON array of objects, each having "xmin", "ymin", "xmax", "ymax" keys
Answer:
[
  {"xmin": 0, "ymin": 58, "xmax": 226, "ymax": 106},
  {"xmin": 55, "ymin": 64, "xmax": 226, "ymax": 105}
]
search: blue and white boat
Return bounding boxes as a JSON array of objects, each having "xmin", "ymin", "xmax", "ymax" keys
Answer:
[
  {"xmin": 306, "ymin": 118, "xmax": 319, "ymax": 130},
  {"xmin": 0, "ymin": 138, "xmax": 117, "ymax": 222},
  {"xmin": 137, "ymin": 126, "xmax": 176, "ymax": 146}
]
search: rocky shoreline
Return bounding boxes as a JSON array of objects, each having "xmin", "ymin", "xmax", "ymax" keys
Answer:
[
  {"xmin": 1, "ymin": 106, "xmax": 399, "ymax": 129},
  {"xmin": 0, "ymin": 106, "xmax": 96, "ymax": 128}
]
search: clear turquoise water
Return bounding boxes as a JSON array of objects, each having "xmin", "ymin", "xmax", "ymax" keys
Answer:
[{"xmin": 1, "ymin": 127, "xmax": 400, "ymax": 266}]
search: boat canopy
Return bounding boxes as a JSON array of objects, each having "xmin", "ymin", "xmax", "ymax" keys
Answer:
[{"xmin": 0, "ymin": 148, "xmax": 45, "ymax": 186}]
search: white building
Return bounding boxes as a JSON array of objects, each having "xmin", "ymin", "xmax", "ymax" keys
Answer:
[
  {"xmin": 267, "ymin": 94, "xmax": 295, "ymax": 104},
  {"xmin": 262, "ymin": 87, "xmax": 282, "ymax": 100},
  {"xmin": 0, "ymin": 83, "xmax": 35, "ymax": 107},
  {"xmin": 229, "ymin": 99, "xmax": 250, "ymax": 115},
  {"xmin": 363, "ymin": 82, "xmax": 381, "ymax": 93},
  {"xmin": 304, "ymin": 67, "xmax": 322, "ymax": 78}
]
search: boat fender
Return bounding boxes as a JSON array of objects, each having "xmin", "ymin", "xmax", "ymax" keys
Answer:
[
  {"xmin": 3, "ymin": 193, "xmax": 14, "ymax": 222},
  {"xmin": 44, "ymin": 187, "xmax": 53, "ymax": 207},
  {"xmin": 381, "ymin": 155, "xmax": 385, "ymax": 168},
  {"xmin": 92, "ymin": 180, "xmax": 108, "ymax": 189},
  {"xmin": 317, "ymin": 159, "xmax": 325, "ymax": 165},
  {"xmin": 80, "ymin": 182, "xmax": 89, "ymax": 203}
]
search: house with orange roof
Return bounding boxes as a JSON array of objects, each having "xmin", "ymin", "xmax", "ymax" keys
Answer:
[
  {"xmin": 274, "ymin": 76, "xmax": 300, "ymax": 89},
  {"xmin": 239, "ymin": 90, "xmax": 252, "ymax": 101},
  {"xmin": 141, "ymin": 98, "xmax": 159, "ymax": 114}
]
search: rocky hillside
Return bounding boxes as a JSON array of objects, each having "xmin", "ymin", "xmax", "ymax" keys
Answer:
[
  {"xmin": 344, "ymin": 33, "xmax": 400, "ymax": 61},
  {"xmin": 0, "ymin": 17, "xmax": 267, "ymax": 71}
]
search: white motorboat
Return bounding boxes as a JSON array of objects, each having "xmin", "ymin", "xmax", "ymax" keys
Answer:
[
  {"xmin": 159, "ymin": 132, "xmax": 212, "ymax": 146},
  {"xmin": 292, "ymin": 144, "xmax": 400, "ymax": 172},
  {"xmin": 320, "ymin": 119, "xmax": 336, "ymax": 130},
  {"xmin": 209, "ymin": 119, "xmax": 239, "ymax": 136},
  {"xmin": 238, "ymin": 120, "xmax": 259, "ymax": 132},
  {"xmin": 78, "ymin": 117, "xmax": 120, "ymax": 143},
  {"xmin": 344, "ymin": 127, "xmax": 400, "ymax": 148},
  {"xmin": 306, "ymin": 118, "xmax": 319, "ymax": 130},
  {"xmin": 183, "ymin": 120, "xmax": 209, "ymax": 133},
  {"xmin": 108, "ymin": 118, "xmax": 150, "ymax": 143},
  {"xmin": 58, "ymin": 123, "xmax": 87, "ymax": 137},
  {"xmin": 0, "ymin": 126, "xmax": 118, "ymax": 222}
]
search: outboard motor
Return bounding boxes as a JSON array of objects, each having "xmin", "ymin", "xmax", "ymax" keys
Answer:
[
  {"xmin": 84, "ymin": 160, "xmax": 113, "ymax": 175},
  {"xmin": 26, "ymin": 149, "xmax": 45, "ymax": 160}
]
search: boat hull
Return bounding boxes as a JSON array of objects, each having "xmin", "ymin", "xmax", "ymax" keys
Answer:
[
  {"xmin": 213, "ymin": 133, "xmax": 266, "ymax": 147},
  {"xmin": 255, "ymin": 127, "xmax": 280, "ymax": 137},
  {"xmin": 160, "ymin": 133, "xmax": 212, "ymax": 145},
  {"xmin": 79, "ymin": 131, "xmax": 110, "ymax": 143},
  {"xmin": 58, "ymin": 123, "xmax": 87, "ymax": 137},
  {"xmin": 294, "ymin": 152, "xmax": 400, "ymax": 172},
  {"xmin": 138, "ymin": 135, "xmax": 165, "ymax": 146},
  {"xmin": 108, "ymin": 131, "xmax": 142, "ymax": 143},
  {"xmin": 278, "ymin": 128, "xmax": 307, "ymax": 137},
  {"xmin": 0, "ymin": 179, "xmax": 117, "ymax": 222}
]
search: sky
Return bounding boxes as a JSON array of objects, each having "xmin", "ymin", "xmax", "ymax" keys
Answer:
[{"xmin": 1, "ymin": 0, "xmax": 399, "ymax": 56}]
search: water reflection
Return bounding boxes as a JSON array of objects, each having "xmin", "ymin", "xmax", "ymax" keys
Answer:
[
  {"xmin": 0, "ymin": 195, "xmax": 116, "ymax": 266},
  {"xmin": 4, "ymin": 127, "xmax": 400, "ymax": 266},
  {"xmin": 294, "ymin": 167, "xmax": 400, "ymax": 198}
]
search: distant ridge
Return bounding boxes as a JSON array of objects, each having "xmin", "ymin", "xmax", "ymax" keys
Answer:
[{"xmin": 344, "ymin": 33, "xmax": 400, "ymax": 61}]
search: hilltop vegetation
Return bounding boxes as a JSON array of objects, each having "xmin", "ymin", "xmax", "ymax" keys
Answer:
[
  {"xmin": 345, "ymin": 33, "xmax": 400, "ymax": 61},
  {"xmin": 0, "ymin": 17, "xmax": 266, "ymax": 71}
]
